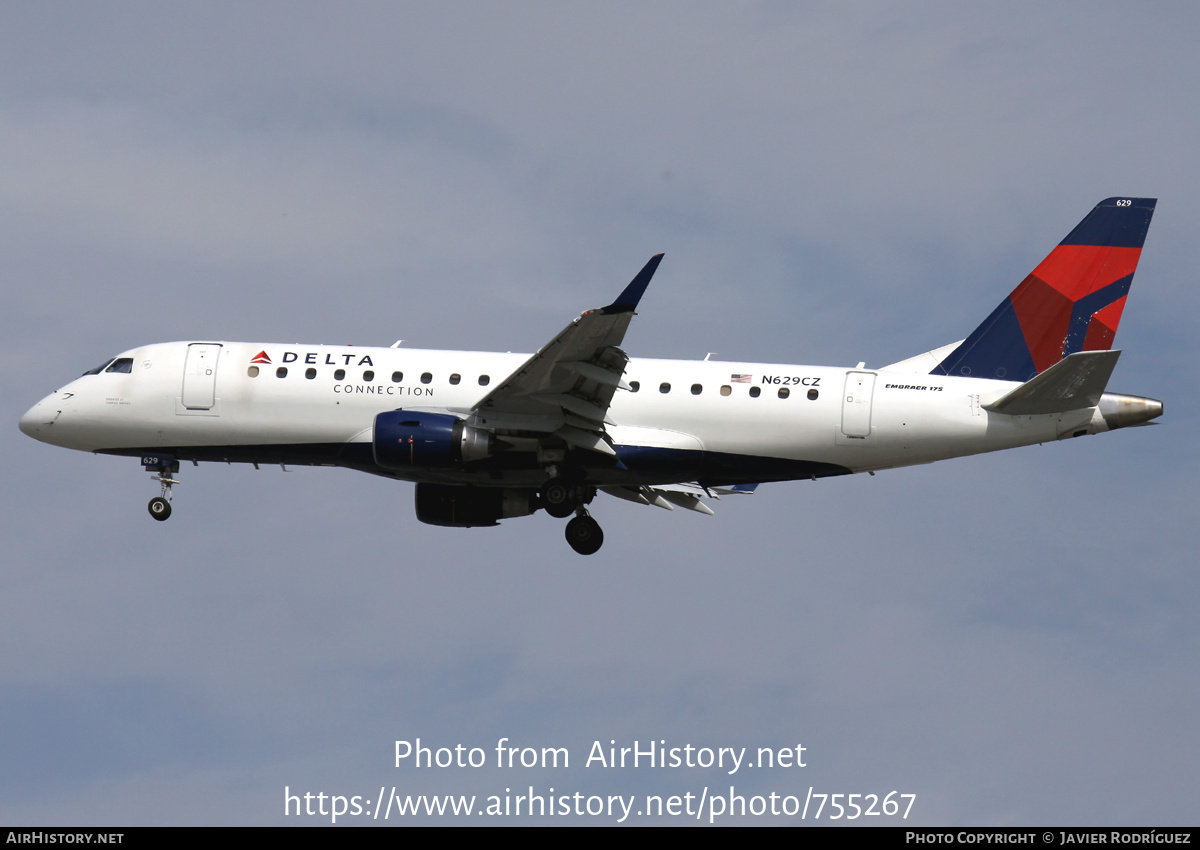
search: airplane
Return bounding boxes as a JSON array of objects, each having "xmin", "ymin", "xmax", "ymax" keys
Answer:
[{"xmin": 19, "ymin": 197, "xmax": 1163, "ymax": 555}]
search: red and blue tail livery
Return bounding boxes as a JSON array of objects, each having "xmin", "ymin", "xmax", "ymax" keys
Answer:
[{"xmin": 932, "ymin": 197, "xmax": 1156, "ymax": 382}]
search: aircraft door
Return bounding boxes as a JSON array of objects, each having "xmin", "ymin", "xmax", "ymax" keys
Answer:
[
  {"xmin": 841, "ymin": 371, "xmax": 876, "ymax": 438},
  {"xmin": 181, "ymin": 344, "xmax": 222, "ymax": 410}
]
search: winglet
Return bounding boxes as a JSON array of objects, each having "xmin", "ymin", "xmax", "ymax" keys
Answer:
[{"xmin": 602, "ymin": 254, "xmax": 664, "ymax": 314}]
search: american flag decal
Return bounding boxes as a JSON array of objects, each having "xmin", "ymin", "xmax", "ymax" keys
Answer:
[{"xmin": 730, "ymin": 374, "xmax": 752, "ymax": 383}]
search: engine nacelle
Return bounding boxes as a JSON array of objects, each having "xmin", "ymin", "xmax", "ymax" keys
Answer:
[
  {"xmin": 373, "ymin": 410, "xmax": 493, "ymax": 470},
  {"xmin": 1098, "ymin": 393, "xmax": 1164, "ymax": 430},
  {"xmin": 414, "ymin": 483, "xmax": 539, "ymax": 527}
]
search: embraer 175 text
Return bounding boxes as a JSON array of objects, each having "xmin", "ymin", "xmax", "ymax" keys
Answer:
[{"xmin": 20, "ymin": 198, "xmax": 1163, "ymax": 554}]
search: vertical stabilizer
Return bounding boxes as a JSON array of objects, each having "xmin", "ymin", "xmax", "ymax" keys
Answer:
[{"xmin": 932, "ymin": 197, "xmax": 1156, "ymax": 382}]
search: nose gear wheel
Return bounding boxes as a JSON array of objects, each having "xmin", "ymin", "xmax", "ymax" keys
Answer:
[{"xmin": 148, "ymin": 496, "xmax": 172, "ymax": 520}]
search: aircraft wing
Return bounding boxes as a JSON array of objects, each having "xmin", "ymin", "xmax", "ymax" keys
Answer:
[
  {"xmin": 468, "ymin": 255, "xmax": 664, "ymax": 455},
  {"xmin": 600, "ymin": 481, "xmax": 758, "ymax": 514}
]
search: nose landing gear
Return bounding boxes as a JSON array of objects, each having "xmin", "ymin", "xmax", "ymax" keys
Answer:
[
  {"xmin": 148, "ymin": 495, "xmax": 172, "ymax": 521},
  {"xmin": 142, "ymin": 454, "xmax": 179, "ymax": 522}
]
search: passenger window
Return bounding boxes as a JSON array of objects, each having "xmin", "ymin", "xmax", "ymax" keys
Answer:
[
  {"xmin": 247, "ymin": 366, "xmax": 259, "ymax": 378},
  {"xmin": 334, "ymin": 369, "xmax": 346, "ymax": 381},
  {"xmin": 720, "ymin": 385, "xmax": 731, "ymax": 396},
  {"xmin": 659, "ymin": 382, "xmax": 671, "ymax": 394},
  {"xmin": 691, "ymin": 383, "xmax": 702, "ymax": 395},
  {"xmin": 749, "ymin": 386, "xmax": 761, "ymax": 398},
  {"xmin": 478, "ymin": 375, "xmax": 490, "ymax": 386},
  {"xmin": 306, "ymin": 368, "xmax": 317, "ymax": 380},
  {"xmin": 363, "ymin": 370, "xmax": 374, "ymax": 382},
  {"xmin": 449, "ymin": 373, "xmax": 461, "ymax": 385},
  {"xmin": 421, "ymin": 372, "xmax": 432, "ymax": 384},
  {"xmin": 392, "ymin": 371, "xmax": 403, "ymax": 383},
  {"xmin": 105, "ymin": 358, "xmax": 134, "ymax": 374},
  {"xmin": 807, "ymin": 388, "xmax": 819, "ymax": 400},
  {"xmin": 778, "ymin": 387, "xmax": 790, "ymax": 399},
  {"xmin": 276, "ymin": 367, "xmax": 288, "ymax": 378},
  {"xmin": 628, "ymin": 381, "xmax": 640, "ymax": 392}
]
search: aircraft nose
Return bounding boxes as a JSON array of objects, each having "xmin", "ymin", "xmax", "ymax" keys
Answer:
[
  {"xmin": 19, "ymin": 401, "xmax": 41, "ymax": 438},
  {"xmin": 19, "ymin": 397, "xmax": 57, "ymax": 441}
]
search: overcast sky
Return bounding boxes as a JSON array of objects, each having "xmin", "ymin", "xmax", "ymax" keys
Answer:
[{"xmin": 3, "ymin": 1, "xmax": 1198, "ymax": 826}]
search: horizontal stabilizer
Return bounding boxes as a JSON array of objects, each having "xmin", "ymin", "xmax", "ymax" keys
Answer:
[{"xmin": 983, "ymin": 350, "xmax": 1121, "ymax": 415}]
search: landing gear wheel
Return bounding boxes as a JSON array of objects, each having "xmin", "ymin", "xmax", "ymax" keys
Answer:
[
  {"xmin": 145, "ymin": 459, "xmax": 180, "ymax": 522},
  {"xmin": 541, "ymin": 477, "xmax": 575, "ymax": 519},
  {"xmin": 565, "ymin": 514, "xmax": 603, "ymax": 555},
  {"xmin": 148, "ymin": 497, "xmax": 172, "ymax": 521}
]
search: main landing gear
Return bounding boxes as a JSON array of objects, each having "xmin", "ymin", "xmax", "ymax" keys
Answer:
[
  {"xmin": 541, "ymin": 477, "xmax": 576, "ymax": 518},
  {"xmin": 540, "ymin": 474, "xmax": 604, "ymax": 555},
  {"xmin": 565, "ymin": 511, "xmax": 603, "ymax": 556},
  {"xmin": 142, "ymin": 453, "xmax": 180, "ymax": 522}
]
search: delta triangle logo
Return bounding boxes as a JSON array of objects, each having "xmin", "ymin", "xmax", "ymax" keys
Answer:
[{"xmin": 250, "ymin": 351, "xmax": 272, "ymax": 364}]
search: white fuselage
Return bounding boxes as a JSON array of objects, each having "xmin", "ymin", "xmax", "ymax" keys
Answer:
[{"xmin": 19, "ymin": 340, "xmax": 1113, "ymax": 485}]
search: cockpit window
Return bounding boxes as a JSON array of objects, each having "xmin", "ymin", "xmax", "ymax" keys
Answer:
[
  {"xmin": 83, "ymin": 359, "xmax": 115, "ymax": 376},
  {"xmin": 104, "ymin": 358, "xmax": 134, "ymax": 374}
]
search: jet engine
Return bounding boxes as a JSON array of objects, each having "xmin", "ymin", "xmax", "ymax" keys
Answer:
[
  {"xmin": 414, "ymin": 483, "xmax": 539, "ymax": 527},
  {"xmin": 373, "ymin": 410, "xmax": 493, "ymax": 470}
]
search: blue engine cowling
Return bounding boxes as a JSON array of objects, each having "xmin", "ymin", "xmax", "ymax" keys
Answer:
[
  {"xmin": 373, "ymin": 410, "xmax": 493, "ymax": 470},
  {"xmin": 415, "ymin": 483, "xmax": 539, "ymax": 527}
]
